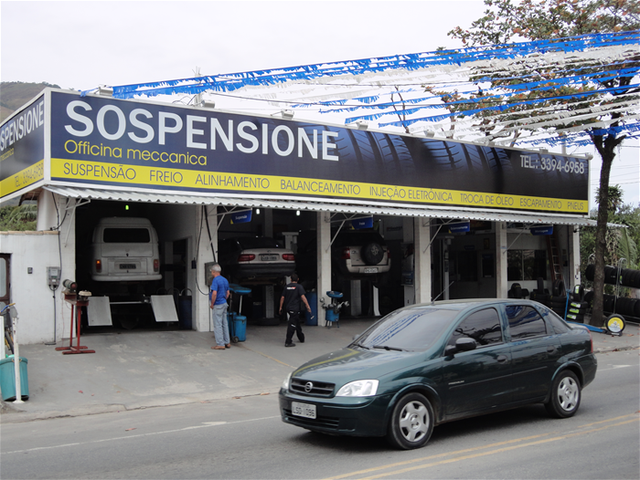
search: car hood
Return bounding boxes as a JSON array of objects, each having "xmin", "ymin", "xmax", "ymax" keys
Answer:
[{"xmin": 291, "ymin": 347, "xmax": 421, "ymax": 384}]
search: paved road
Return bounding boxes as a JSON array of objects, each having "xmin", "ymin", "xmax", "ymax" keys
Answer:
[{"xmin": 2, "ymin": 349, "xmax": 638, "ymax": 480}]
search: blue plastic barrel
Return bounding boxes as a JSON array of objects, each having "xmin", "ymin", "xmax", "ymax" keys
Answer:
[
  {"xmin": 306, "ymin": 292, "xmax": 318, "ymax": 326},
  {"xmin": 234, "ymin": 315, "xmax": 247, "ymax": 342},
  {"xmin": 0, "ymin": 356, "xmax": 29, "ymax": 401}
]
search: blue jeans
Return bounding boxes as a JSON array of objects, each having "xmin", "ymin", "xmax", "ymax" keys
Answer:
[{"xmin": 211, "ymin": 303, "xmax": 229, "ymax": 346}]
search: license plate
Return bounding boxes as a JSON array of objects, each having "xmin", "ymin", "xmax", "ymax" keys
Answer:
[
  {"xmin": 364, "ymin": 267, "xmax": 378, "ymax": 273},
  {"xmin": 260, "ymin": 254, "xmax": 279, "ymax": 261},
  {"xmin": 291, "ymin": 401, "xmax": 316, "ymax": 419},
  {"xmin": 120, "ymin": 264, "xmax": 136, "ymax": 269}
]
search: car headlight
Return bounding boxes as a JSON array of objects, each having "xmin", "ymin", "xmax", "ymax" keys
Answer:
[
  {"xmin": 282, "ymin": 372, "xmax": 292, "ymax": 390},
  {"xmin": 336, "ymin": 379, "xmax": 379, "ymax": 397}
]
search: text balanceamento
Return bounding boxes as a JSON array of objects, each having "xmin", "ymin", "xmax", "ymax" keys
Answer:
[{"xmin": 50, "ymin": 159, "xmax": 588, "ymax": 213}]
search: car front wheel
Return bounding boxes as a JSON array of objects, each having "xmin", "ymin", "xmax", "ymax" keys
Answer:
[
  {"xmin": 545, "ymin": 370, "xmax": 581, "ymax": 418},
  {"xmin": 387, "ymin": 393, "xmax": 434, "ymax": 450}
]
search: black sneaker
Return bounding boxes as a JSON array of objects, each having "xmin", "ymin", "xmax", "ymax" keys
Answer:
[{"xmin": 285, "ymin": 342, "xmax": 296, "ymax": 347}]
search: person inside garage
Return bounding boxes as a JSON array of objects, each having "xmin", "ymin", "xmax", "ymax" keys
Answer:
[
  {"xmin": 209, "ymin": 263, "xmax": 231, "ymax": 350},
  {"xmin": 279, "ymin": 273, "xmax": 312, "ymax": 348}
]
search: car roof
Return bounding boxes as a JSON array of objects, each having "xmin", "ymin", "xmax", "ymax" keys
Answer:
[
  {"xmin": 414, "ymin": 298, "xmax": 541, "ymax": 311},
  {"xmin": 96, "ymin": 217, "xmax": 153, "ymax": 226},
  {"xmin": 223, "ymin": 237, "xmax": 285, "ymax": 249}
]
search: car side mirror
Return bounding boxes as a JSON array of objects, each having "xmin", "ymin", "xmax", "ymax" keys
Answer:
[
  {"xmin": 456, "ymin": 337, "xmax": 477, "ymax": 352},
  {"xmin": 444, "ymin": 345, "xmax": 457, "ymax": 357},
  {"xmin": 444, "ymin": 337, "xmax": 477, "ymax": 356}
]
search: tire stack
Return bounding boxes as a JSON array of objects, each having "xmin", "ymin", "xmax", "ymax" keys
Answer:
[
  {"xmin": 530, "ymin": 277, "xmax": 550, "ymax": 305},
  {"xmin": 584, "ymin": 291, "xmax": 640, "ymax": 320},
  {"xmin": 584, "ymin": 264, "xmax": 640, "ymax": 323},
  {"xmin": 548, "ymin": 279, "xmax": 568, "ymax": 317},
  {"xmin": 508, "ymin": 283, "xmax": 530, "ymax": 299},
  {"xmin": 532, "ymin": 279, "xmax": 570, "ymax": 317},
  {"xmin": 566, "ymin": 286, "xmax": 588, "ymax": 323},
  {"xmin": 585, "ymin": 264, "xmax": 640, "ymax": 289}
]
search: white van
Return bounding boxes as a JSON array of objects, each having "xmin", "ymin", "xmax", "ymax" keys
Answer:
[{"xmin": 90, "ymin": 217, "xmax": 162, "ymax": 282}]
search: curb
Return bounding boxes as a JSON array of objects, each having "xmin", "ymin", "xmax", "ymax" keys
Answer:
[{"xmin": 0, "ymin": 388, "xmax": 279, "ymax": 424}]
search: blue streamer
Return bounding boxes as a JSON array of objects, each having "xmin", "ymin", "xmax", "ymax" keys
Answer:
[{"xmin": 96, "ymin": 30, "xmax": 639, "ymax": 99}]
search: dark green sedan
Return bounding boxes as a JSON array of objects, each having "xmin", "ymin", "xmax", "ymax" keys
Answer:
[{"xmin": 279, "ymin": 299, "xmax": 597, "ymax": 450}]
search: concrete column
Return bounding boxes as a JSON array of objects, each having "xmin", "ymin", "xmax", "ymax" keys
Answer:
[
  {"xmin": 264, "ymin": 209, "xmax": 273, "ymax": 237},
  {"xmin": 317, "ymin": 211, "xmax": 332, "ymax": 321},
  {"xmin": 414, "ymin": 217, "xmax": 431, "ymax": 304},
  {"xmin": 569, "ymin": 226, "xmax": 581, "ymax": 288},
  {"xmin": 495, "ymin": 222, "xmax": 508, "ymax": 298},
  {"xmin": 350, "ymin": 279, "xmax": 362, "ymax": 316},
  {"xmin": 195, "ymin": 206, "xmax": 218, "ymax": 332},
  {"xmin": 36, "ymin": 190, "xmax": 60, "ymax": 232},
  {"xmin": 402, "ymin": 217, "xmax": 415, "ymax": 306},
  {"xmin": 36, "ymin": 191, "xmax": 76, "ymax": 343}
]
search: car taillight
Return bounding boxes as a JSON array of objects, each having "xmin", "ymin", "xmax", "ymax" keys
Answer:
[
  {"xmin": 341, "ymin": 247, "xmax": 351, "ymax": 260},
  {"xmin": 95, "ymin": 259, "xmax": 102, "ymax": 273},
  {"xmin": 154, "ymin": 259, "xmax": 159, "ymax": 273},
  {"xmin": 282, "ymin": 254, "xmax": 295, "ymax": 261},
  {"xmin": 238, "ymin": 254, "xmax": 255, "ymax": 262}
]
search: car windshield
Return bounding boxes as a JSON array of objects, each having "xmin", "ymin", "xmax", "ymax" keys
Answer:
[
  {"xmin": 351, "ymin": 306, "xmax": 458, "ymax": 352},
  {"xmin": 103, "ymin": 228, "xmax": 151, "ymax": 243}
]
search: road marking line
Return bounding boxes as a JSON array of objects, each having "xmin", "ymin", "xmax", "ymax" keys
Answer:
[
  {"xmin": 238, "ymin": 344, "xmax": 295, "ymax": 368},
  {"xmin": 2, "ymin": 415, "xmax": 280, "ymax": 455},
  {"xmin": 324, "ymin": 433, "xmax": 556, "ymax": 480},
  {"xmin": 324, "ymin": 413, "xmax": 640, "ymax": 480}
]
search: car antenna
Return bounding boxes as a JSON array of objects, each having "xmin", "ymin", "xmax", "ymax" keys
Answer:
[{"xmin": 431, "ymin": 280, "xmax": 455, "ymax": 305}]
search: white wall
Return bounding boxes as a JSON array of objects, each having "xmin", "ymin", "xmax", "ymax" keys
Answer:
[{"xmin": 0, "ymin": 231, "xmax": 62, "ymax": 344}]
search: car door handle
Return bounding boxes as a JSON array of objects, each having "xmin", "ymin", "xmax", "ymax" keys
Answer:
[
  {"xmin": 547, "ymin": 346, "xmax": 556, "ymax": 353},
  {"xmin": 497, "ymin": 355, "xmax": 508, "ymax": 363}
]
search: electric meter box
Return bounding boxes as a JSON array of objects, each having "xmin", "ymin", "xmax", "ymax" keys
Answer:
[{"xmin": 47, "ymin": 266, "xmax": 61, "ymax": 287}]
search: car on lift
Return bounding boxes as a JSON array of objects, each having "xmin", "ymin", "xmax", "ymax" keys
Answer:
[
  {"xmin": 295, "ymin": 229, "xmax": 391, "ymax": 290},
  {"xmin": 332, "ymin": 229, "xmax": 391, "ymax": 281},
  {"xmin": 279, "ymin": 299, "xmax": 597, "ymax": 450},
  {"xmin": 90, "ymin": 217, "xmax": 162, "ymax": 283},
  {"xmin": 218, "ymin": 236, "xmax": 296, "ymax": 285}
]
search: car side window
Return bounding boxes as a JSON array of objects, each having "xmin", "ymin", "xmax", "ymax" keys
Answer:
[
  {"xmin": 447, "ymin": 308, "xmax": 503, "ymax": 347},
  {"xmin": 534, "ymin": 304, "xmax": 570, "ymax": 334},
  {"xmin": 506, "ymin": 305, "xmax": 547, "ymax": 340}
]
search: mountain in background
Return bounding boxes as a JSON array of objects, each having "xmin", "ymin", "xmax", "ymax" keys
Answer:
[{"xmin": 1, "ymin": 81, "xmax": 61, "ymax": 123}]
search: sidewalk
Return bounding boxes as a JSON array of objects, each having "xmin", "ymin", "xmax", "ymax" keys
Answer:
[{"xmin": 1, "ymin": 318, "xmax": 638, "ymax": 424}]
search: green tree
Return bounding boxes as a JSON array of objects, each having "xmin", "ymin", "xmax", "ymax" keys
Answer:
[
  {"xmin": 581, "ymin": 200, "xmax": 639, "ymax": 299},
  {"xmin": 448, "ymin": 0, "xmax": 640, "ymax": 326},
  {"xmin": 0, "ymin": 204, "xmax": 37, "ymax": 231}
]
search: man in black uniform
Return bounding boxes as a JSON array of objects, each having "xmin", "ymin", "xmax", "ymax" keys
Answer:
[{"xmin": 279, "ymin": 273, "xmax": 312, "ymax": 347}]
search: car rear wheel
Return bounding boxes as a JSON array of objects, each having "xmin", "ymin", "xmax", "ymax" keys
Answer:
[
  {"xmin": 387, "ymin": 393, "xmax": 434, "ymax": 450},
  {"xmin": 545, "ymin": 370, "xmax": 581, "ymax": 418}
]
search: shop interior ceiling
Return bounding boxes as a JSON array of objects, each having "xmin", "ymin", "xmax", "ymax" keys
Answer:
[{"xmin": 83, "ymin": 30, "xmax": 640, "ymax": 151}]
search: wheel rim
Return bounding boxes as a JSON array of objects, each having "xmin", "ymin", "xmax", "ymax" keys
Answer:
[
  {"xmin": 399, "ymin": 401, "xmax": 429, "ymax": 443},
  {"xmin": 557, "ymin": 376, "xmax": 579, "ymax": 412}
]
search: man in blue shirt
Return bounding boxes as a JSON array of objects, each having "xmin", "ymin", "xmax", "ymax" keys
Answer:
[{"xmin": 209, "ymin": 263, "xmax": 230, "ymax": 350}]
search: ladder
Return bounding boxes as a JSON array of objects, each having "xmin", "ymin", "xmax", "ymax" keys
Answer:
[{"xmin": 546, "ymin": 232, "xmax": 563, "ymax": 282}]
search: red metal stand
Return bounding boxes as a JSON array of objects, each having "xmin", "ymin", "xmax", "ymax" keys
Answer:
[{"xmin": 56, "ymin": 294, "xmax": 95, "ymax": 355}]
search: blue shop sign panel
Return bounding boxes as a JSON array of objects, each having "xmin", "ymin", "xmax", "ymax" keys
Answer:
[{"xmin": 4, "ymin": 89, "xmax": 589, "ymax": 215}]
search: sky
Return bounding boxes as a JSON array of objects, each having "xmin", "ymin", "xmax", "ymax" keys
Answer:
[{"xmin": 1, "ymin": 0, "xmax": 638, "ymax": 207}]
